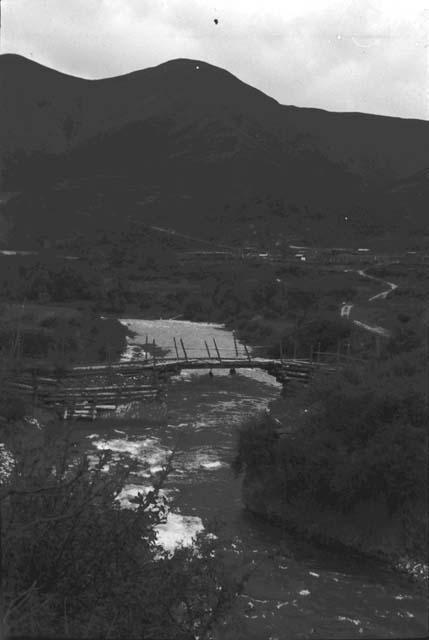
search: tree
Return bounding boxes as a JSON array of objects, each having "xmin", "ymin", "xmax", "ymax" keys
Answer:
[
  {"xmin": 290, "ymin": 316, "xmax": 351, "ymax": 356},
  {"xmin": 235, "ymin": 348, "xmax": 428, "ymax": 534},
  {"xmin": 0, "ymin": 415, "xmax": 245, "ymax": 639}
]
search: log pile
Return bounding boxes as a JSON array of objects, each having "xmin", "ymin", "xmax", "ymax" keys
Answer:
[{"xmin": 5, "ymin": 368, "xmax": 166, "ymax": 421}]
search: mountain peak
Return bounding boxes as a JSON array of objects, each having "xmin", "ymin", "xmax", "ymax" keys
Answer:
[
  {"xmin": 0, "ymin": 52, "xmax": 428, "ymax": 201},
  {"xmin": 157, "ymin": 58, "xmax": 218, "ymax": 69},
  {"xmin": 0, "ymin": 52, "xmax": 33, "ymax": 66},
  {"xmin": 0, "ymin": 52, "xmax": 84, "ymax": 83},
  {"xmin": 155, "ymin": 58, "xmax": 239, "ymax": 78}
]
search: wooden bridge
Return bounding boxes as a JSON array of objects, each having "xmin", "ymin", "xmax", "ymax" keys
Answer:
[{"xmin": 5, "ymin": 339, "xmax": 342, "ymax": 420}]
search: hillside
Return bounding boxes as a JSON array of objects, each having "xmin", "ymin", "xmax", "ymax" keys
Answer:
[
  {"xmin": 1, "ymin": 54, "xmax": 428, "ymax": 248},
  {"xmin": 0, "ymin": 54, "xmax": 282, "ymax": 178}
]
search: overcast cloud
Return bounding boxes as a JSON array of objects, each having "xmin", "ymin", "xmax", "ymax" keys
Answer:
[{"xmin": 2, "ymin": 0, "xmax": 428, "ymax": 119}]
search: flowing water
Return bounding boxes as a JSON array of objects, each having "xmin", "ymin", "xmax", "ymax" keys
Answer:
[{"xmin": 83, "ymin": 319, "xmax": 427, "ymax": 639}]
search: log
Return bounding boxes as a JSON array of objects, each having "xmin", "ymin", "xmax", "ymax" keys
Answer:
[
  {"xmin": 212, "ymin": 338, "xmax": 222, "ymax": 364},
  {"xmin": 204, "ymin": 341, "xmax": 212, "ymax": 359},
  {"xmin": 180, "ymin": 338, "xmax": 188, "ymax": 362},
  {"xmin": 173, "ymin": 337, "xmax": 180, "ymax": 360}
]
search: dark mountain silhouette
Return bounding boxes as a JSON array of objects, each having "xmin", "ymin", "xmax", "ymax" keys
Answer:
[
  {"xmin": 1, "ymin": 54, "xmax": 428, "ymax": 247},
  {"xmin": 383, "ymin": 169, "xmax": 429, "ymax": 241},
  {"xmin": 389, "ymin": 168, "xmax": 429, "ymax": 195}
]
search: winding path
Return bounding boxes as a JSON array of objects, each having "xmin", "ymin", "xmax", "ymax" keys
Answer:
[
  {"xmin": 357, "ymin": 269, "xmax": 398, "ymax": 301},
  {"xmin": 341, "ymin": 267, "xmax": 398, "ymax": 337}
]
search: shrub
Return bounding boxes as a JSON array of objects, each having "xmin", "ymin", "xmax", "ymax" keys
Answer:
[
  {"xmin": 235, "ymin": 356, "xmax": 428, "ymax": 518},
  {"xmin": 0, "ymin": 421, "xmax": 244, "ymax": 638}
]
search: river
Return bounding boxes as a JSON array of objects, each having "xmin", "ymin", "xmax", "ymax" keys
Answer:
[{"xmin": 83, "ymin": 318, "xmax": 427, "ymax": 639}]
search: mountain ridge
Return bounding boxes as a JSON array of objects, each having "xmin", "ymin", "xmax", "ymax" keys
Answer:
[
  {"xmin": 2, "ymin": 53, "xmax": 426, "ymax": 121},
  {"xmin": 1, "ymin": 54, "xmax": 428, "ymax": 248},
  {"xmin": 2, "ymin": 53, "xmax": 428, "ymax": 188}
]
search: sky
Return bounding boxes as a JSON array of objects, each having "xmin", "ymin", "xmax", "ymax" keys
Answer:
[{"xmin": 1, "ymin": 0, "xmax": 428, "ymax": 119}]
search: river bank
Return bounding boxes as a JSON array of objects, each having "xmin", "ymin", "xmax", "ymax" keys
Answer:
[
  {"xmin": 119, "ymin": 317, "xmax": 428, "ymax": 594},
  {"xmin": 2, "ymin": 306, "xmax": 426, "ymax": 637},
  {"xmin": 242, "ymin": 472, "xmax": 428, "ymax": 588},
  {"xmin": 2, "ymin": 314, "xmax": 425, "ymax": 638},
  {"xmin": 234, "ymin": 356, "xmax": 428, "ymax": 593}
]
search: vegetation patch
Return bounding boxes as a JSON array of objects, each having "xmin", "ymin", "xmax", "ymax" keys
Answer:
[
  {"xmin": 233, "ymin": 335, "xmax": 428, "ymax": 578},
  {"xmin": 0, "ymin": 418, "xmax": 247, "ymax": 638},
  {"xmin": 0, "ymin": 303, "xmax": 127, "ymax": 365}
]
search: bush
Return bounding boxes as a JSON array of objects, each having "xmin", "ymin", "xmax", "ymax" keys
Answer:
[
  {"xmin": 0, "ymin": 421, "xmax": 244, "ymax": 638},
  {"xmin": 235, "ymin": 355, "xmax": 428, "ymax": 517},
  {"xmin": 233, "ymin": 413, "xmax": 279, "ymax": 476},
  {"xmin": 293, "ymin": 316, "xmax": 351, "ymax": 353}
]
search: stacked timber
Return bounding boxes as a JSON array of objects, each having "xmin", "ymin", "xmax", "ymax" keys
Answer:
[
  {"xmin": 266, "ymin": 359, "xmax": 337, "ymax": 389},
  {"xmin": 266, "ymin": 360, "xmax": 311, "ymax": 386},
  {"xmin": 6, "ymin": 374, "xmax": 59, "ymax": 401},
  {"xmin": 5, "ymin": 368, "xmax": 166, "ymax": 421}
]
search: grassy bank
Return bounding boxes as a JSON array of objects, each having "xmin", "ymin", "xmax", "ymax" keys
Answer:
[
  {"xmin": 0, "ymin": 242, "xmax": 423, "ymax": 363},
  {"xmin": 0, "ymin": 302, "xmax": 128, "ymax": 365},
  {"xmin": 0, "ymin": 246, "xmax": 369, "ymax": 357},
  {"xmin": 233, "ymin": 343, "xmax": 428, "ymax": 582}
]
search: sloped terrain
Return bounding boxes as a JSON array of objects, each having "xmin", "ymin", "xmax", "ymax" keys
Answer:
[{"xmin": 1, "ymin": 54, "xmax": 428, "ymax": 248}]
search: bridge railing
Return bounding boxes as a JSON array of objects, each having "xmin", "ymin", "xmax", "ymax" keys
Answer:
[
  {"xmin": 66, "ymin": 349, "xmax": 335, "ymax": 371},
  {"xmin": 16, "ymin": 336, "xmax": 364, "ymax": 378}
]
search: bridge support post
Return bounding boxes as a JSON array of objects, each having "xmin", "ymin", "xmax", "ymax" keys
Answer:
[
  {"xmin": 173, "ymin": 337, "xmax": 180, "ymax": 360},
  {"xmin": 204, "ymin": 340, "xmax": 212, "ymax": 360},
  {"xmin": 180, "ymin": 338, "xmax": 188, "ymax": 362},
  {"xmin": 213, "ymin": 338, "xmax": 222, "ymax": 364},
  {"xmin": 244, "ymin": 344, "xmax": 252, "ymax": 363}
]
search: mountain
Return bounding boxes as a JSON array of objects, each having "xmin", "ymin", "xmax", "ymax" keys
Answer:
[
  {"xmin": 384, "ymin": 169, "xmax": 429, "ymax": 241},
  {"xmin": 1, "ymin": 54, "xmax": 428, "ymax": 247},
  {"xmin": 0, "ymin": 54, "xmax": 283, "ymax": 180}
]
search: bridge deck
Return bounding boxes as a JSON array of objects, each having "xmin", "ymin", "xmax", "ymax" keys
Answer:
[
  {"xmin": 9, "ymin": 354, "xmax": 340, "ymax": 420},
  {"xmin": 69, "ymin": 356, "xmax": 328, "ymax": 375}
]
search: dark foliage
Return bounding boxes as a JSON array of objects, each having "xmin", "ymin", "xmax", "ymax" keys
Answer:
[
  {"xmin": 0, "ymin": 305, "xmax": 127, "ymax": 364},
  {"xmin": 0, "ymin": 418, "xmax": 244, "ymax": 638},
  {"xmin": 235, "ymin": 344, "xmax": 428, "ymax": 520}
]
